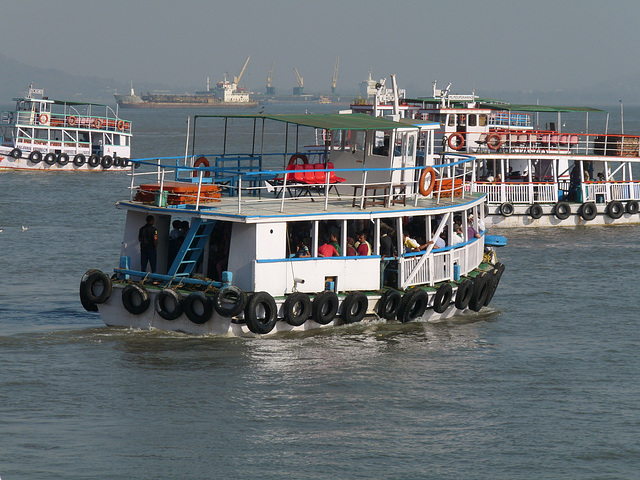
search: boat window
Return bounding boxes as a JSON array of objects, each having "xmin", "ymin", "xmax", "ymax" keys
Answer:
[
  {"xmin": 346, "ymin": 219, "xmax": 373, "ymax": 256},
  {"xmin": 35, "ymin": 129, "xmax": 48, "ymax": 140},
  {"xmin": 457, "ymin": 114, "xmax": 467, "ymax": 127},
  {"xmin": 373, "ymin": 131, "xmax": 390, "ymax": 156},
  {"xmin": 479, "ymin": 114, "xmax": 487, "ymax": 126},
  {"xmin": 447, "ymin": 114, "xmax": 455, "ymax": 127},
  {"xmin": 318, "ymin": 220, "xmax": 342, "ymax": 256},
  {"xmin": 468, "ymin": 114, "xmax": 477, "ymax": 127},
  {"xmin": 407, "ymin": 134, "xmax": 415, "ymax": 157},
  {"xmin": 79, "ymin": 131, "xmax": 89, "ymax": 143},
  {"xmin": 287, "ymin": 221, "xmax": 312, "ymax": 257}
]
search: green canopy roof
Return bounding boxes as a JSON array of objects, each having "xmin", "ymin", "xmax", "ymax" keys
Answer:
[
  {"xmin": 194, "ymin": 113, "xmax": 416, "ymax": 131},
  {"xmin": 477, "ymin": 102, "xmax": 606, "ymax": 113},
  {"xmin": 404, "ymin": 97, "xmax": 606, "ymax": 113}
]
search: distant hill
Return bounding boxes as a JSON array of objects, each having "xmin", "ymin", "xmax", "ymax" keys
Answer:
[{"xmin": 0, "ymin": 53, "xmax": 182, "ymax": 105}]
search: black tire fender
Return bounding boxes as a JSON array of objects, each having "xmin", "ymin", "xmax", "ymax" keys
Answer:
[
  {"xmin": 213, "ymin": 286, "xmax": 246, "ymax": 317},
  {"xmin": 244, "ymin": 291, "xmax": 278, "ymax": 334},
  {"xmin": 88, "ymin": 154, "xmax": 101, "ymax": 167},
  {"xmin": 454, "ymin": 279, "xmax": 474, "ymax": 310},
  {"xmin": 433, "ymin": 283, "xmax": 453, "ymax": 314},
  {"xmin": 626, "ymin": 200, "xmax": 639, "ymax": 215},
  {"xmin": 580, "ymin": 202, "xmax": 597, "ymax": 221},
  {"xmin": 29, "ymin": 150, "xmax": 42, "ymax": 163},
  {"xmin": 397, "ymin": 288, "xmax": 428, "ymax": 323},
  {"xmin": 484, "ymin": 263, "xmax": 505, "ymax": 306},
  {"xmin": 312, "ymin": 291, "xmax": 339, "ymax": 325},
  {"xmin": 606, "ymin": 201, "xmax": 624, "ymax": 219},
  {"xmin": 73, "ymin": 153, "xmax": 86, "ymax": 167},
  {"xmin": 554, "ymin": 201, "xmax": 571, "ymax": 220},
  {"xmin": 341, "ymin": 291, "xmax": 368, "ymax": 324},
  {"xmin": 282, "ymin": 292, "xmax": 312, "ymax": 326},
  {"xmin": 529, "ymin": 203, "xmax": 543, "ymax": 219},
  {"xmin": 469, "ymin": 273, "xmax": 490, "ymax": 312},
  {"xmin": 57, "ymin": 152, "xmax": 70, "ymax": 165},
  {"xmin": 101, "ymin": 155, "xmax": 113, "ymax": 169},
  {"xmin": 155, "ymin": 288, "xmax": 184, "ymax": 320},
  {"xmin": 500, "ymin": 202, "xmax": 514, "ymax": 217},
  {"xmin": 79, "ymin": 269, "xmax": 112, "ymax": 308},
  {"xmin": 377, "ymin": 289, "xmax": 402, "ymax": 320},
  {"xmin": 184, "ymin": 291, "xmax": 213, "ymax": 324},
  {"xmin": 10, "ymin": 148, "xmax": 22, "ymax": 159},
  {"xmin": 122, "ymin": 283, "xmax": 150, "ymax": 315},
  {"xmin": 44, "ymin": 152, "xmax": 56, "ymax": 165}
]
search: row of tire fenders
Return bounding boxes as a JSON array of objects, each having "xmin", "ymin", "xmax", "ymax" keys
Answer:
[
  {"xmin": 80, "ymin": 264, "xmax": 505, "ymax": 335},
  {"xmin": 7, "ymin": 148, "xmax": 131, "ymax": 169},
  {"xmin": 497, "ymin": 200, "xmax": 638, "ymax": 220}
]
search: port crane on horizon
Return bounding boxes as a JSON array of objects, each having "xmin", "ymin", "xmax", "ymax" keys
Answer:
[{"xmin": 293, "ymin": 67, "xmax": 303, "ymax": 95}]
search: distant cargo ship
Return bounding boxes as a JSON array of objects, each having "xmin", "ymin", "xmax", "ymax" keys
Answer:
[
  {"xmin": 115, "ymin": 57, "xmax": 258, "ymax": 108},
  {"xmin": 114, "ymin": 78, "xmax": 258, "ymax": 109}
]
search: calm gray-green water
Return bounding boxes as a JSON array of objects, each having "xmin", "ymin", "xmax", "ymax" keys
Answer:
[{"xmin": 1, "ymin": 104, "xmax": 639, "ymax": 479}]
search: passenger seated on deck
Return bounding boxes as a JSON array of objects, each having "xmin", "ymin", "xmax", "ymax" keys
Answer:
[
  {"xmin": 329, "ymin": 230, "xmax": 342, "ymax": 256},
  {"xmin": 318, "ymin": 235, "xmax": 339, "ymax": 257},
  {"xmin": 450, "ymin": 224, "xmax": 464, "ymax": 245},
  {"xmin": 355, "ymin": 231, "xmax": 372, "ymax": 256},
  {"xmin": 467, "ymin": 214, "xmax": 481, "ymax": 239},
  {"xmin": 346, "ymin": 237, "xmax": 357, "ymax": 256},
  {"xmin": 597, "ymin": 172, "xmax": 605, "ymax": 181},
  {"xmin": 403, "ymin": 231, "xmax": 421, "ymax": 253}
]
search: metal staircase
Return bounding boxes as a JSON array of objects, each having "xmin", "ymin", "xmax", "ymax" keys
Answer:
[{"xmin": 168, "ymin": 219, "xmax": 216, "ymax": 277}]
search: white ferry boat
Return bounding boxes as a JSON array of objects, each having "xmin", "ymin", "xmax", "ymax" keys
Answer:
[
  {"xmin": 79, "ymin": 113, "xmax": 506, "ymax": 336},
  {"xmin": 0, "ymin": 84, "xmax": 132, "ymax": 171},
  {"xmin": 350, "ymin": 77, "xmax": 640, "ymax": 227}
]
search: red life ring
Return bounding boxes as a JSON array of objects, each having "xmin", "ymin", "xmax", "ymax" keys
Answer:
[
  {"xmin": 193, "ymin": 156, "xmax": 211, "ymax": 177},
  {"xmin": 67, "ymin": 116, "xmax": 77, "ymax": 126},
  {"xmin": 486, "ymin": 133, "xmax": 502, "ymax": 151},
  {"xmin": 117, "ymin": 120, "xmax": 125, "ymax": 130},
  {"xmin": 448, "ymin": 132, "xmax": 465, "ymax": 151},
  {"xmin": 288, "ymin": 154, "xmax": 308, "ymax": 166},
  {"xmin": 419, "ymin": 166, "xmax": 437, "ymax": 196},
  {"xmin": 39, "ymin": 113, "xmax": 49, "ymax": 124}
]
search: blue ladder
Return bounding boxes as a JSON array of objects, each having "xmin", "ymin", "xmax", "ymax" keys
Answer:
[{"xmin": 168, "ymin": 219, "xmax": 216, "ymax": 277}]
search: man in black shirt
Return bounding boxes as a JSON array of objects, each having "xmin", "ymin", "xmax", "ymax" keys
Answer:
[
  {"xmin": 139, "ymin": 215, "xmax": 158, "ymax": 273},
  {"xmin": 380, "ymin": 225, "xmax": 397, "ymax": 286}
]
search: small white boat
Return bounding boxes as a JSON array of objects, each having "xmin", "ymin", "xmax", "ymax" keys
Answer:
[
  {"xmin": 350, "ymin": 77, "xmax": 640, "ymax": 227},
  {"xmin": 80, "ymin": 113, "xmax": 506, "ymax": 336},
  {"xmin": 0, "ymin": 84, "xmax": 132, "ymax": 171}
]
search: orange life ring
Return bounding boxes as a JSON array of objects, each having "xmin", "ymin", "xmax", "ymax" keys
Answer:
[
  {"xmin": 93, "ymin": 119, "xmax": 103, "ymax": 129},
  {"xmin": 67, "ymin": 116, "xmax": 77, "ymax": 126},
  {"xmin": 117, "ymin": 120, "xmax": 125, "ymax": 130},
  {"xmin": 448, "ymin": 132, "xmax": 465, "ymax": 151},
  {"xmin": 288, "ymin": 154, "xmax": 308, "ymax": 166},
  {"xmin": 486, "ymin": 133, "xmax": 502, "ymax": 151},
  {"xmin": 419, "ymin": 166, "xmax": 437, "ymax": 196},
  {"xmin": 193, "ymin": 156, "xmax": 211, "ymax": 177},
  {"xmin": 39, "ymin": 113, "xmax": 49, "ymax": 124}
]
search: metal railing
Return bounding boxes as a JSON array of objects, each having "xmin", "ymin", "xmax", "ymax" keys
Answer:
[{"xmin": 125, "ymin": 152, "xmax": 480, "ymax": 214}]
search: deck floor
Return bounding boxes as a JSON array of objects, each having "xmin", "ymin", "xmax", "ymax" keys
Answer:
[{"xmin": 122, "ymin": 190, "xmax": 485, "ymax": 221}]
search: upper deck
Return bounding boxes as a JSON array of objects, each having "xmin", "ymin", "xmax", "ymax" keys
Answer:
[{"xmin": 117, "ymin": 113, "xmax": 484, "ymax": 222}]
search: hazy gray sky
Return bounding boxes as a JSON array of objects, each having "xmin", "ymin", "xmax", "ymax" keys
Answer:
[{"xmin": 2, "ymin": 0, "xmax": 640, "ymax": 95}]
